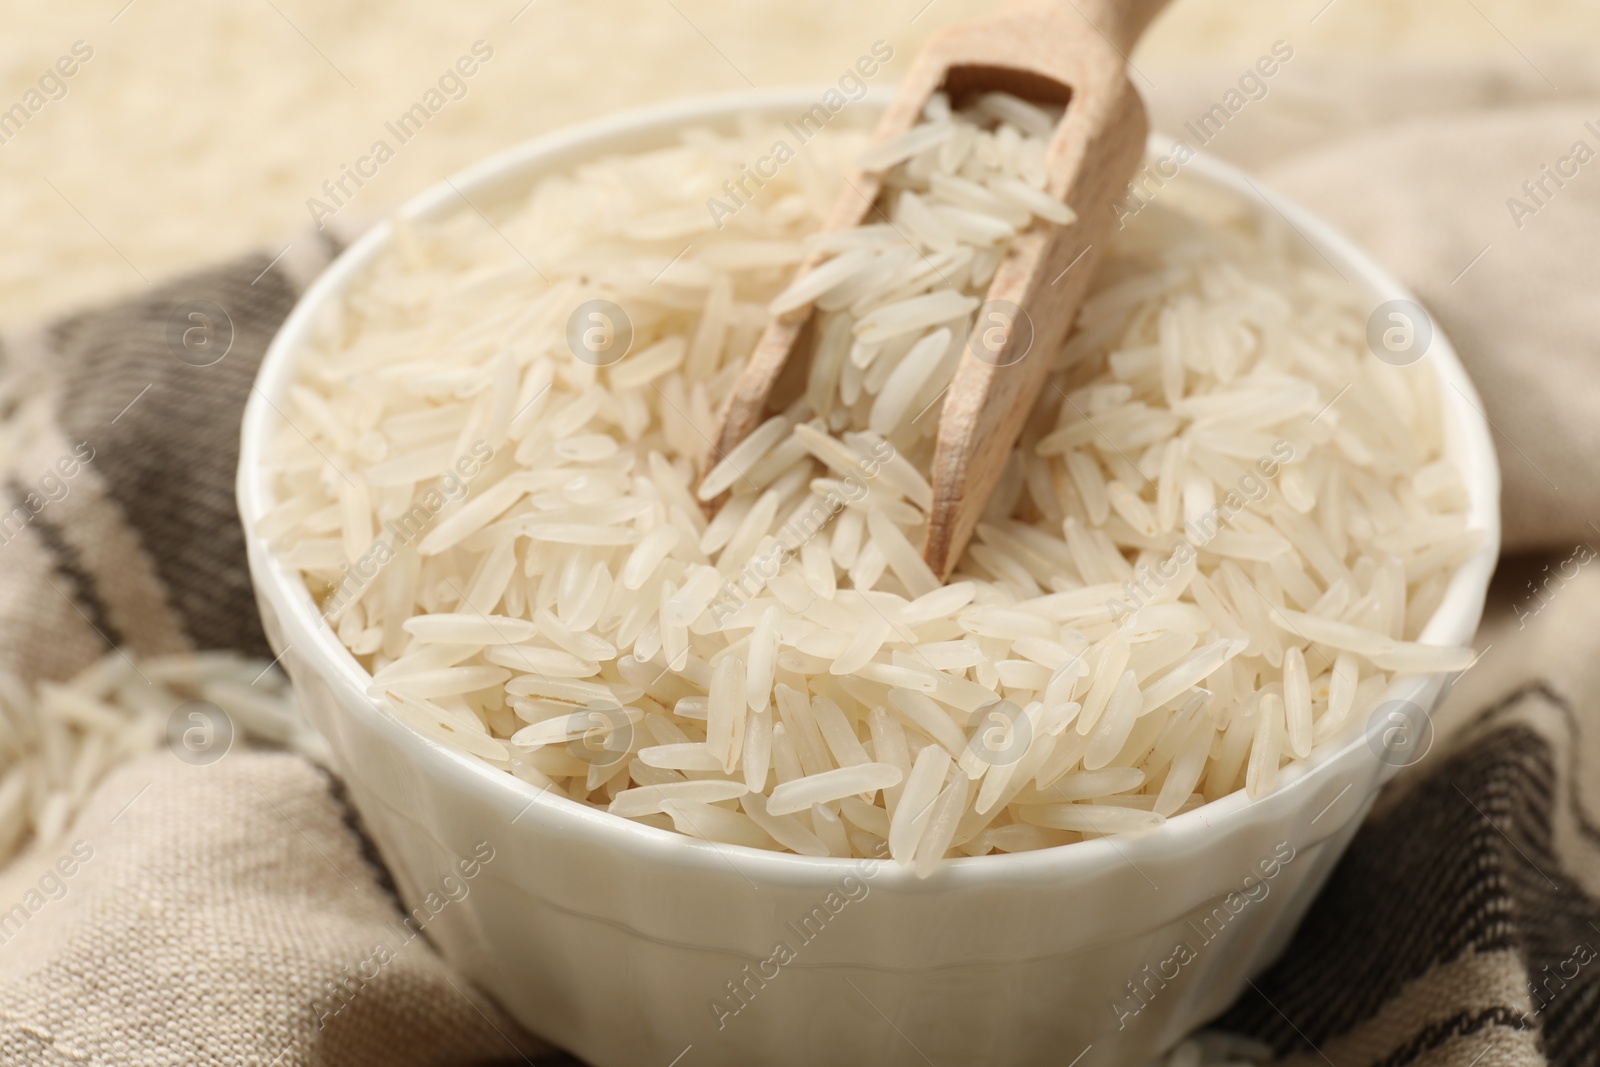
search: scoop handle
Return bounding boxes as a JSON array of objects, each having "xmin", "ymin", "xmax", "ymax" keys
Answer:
[{"xmin": 1041, "ymin": 0, "xmax": 1170, "ymax": 57}]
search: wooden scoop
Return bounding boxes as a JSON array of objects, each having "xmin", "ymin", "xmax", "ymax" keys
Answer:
[{"xmin": 707, "ymin": 0, "xmax": 1170, "ymax": 579}]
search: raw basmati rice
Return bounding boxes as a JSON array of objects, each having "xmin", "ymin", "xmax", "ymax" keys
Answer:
[{"xmin": 261, "ymin": 90, "xmax": 1481, "ymax": 875}]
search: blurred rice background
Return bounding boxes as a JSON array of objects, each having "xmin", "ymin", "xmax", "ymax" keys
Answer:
[{"xmin": 0, "ymin": 0, "xmax": 1583, "ymax": 325}]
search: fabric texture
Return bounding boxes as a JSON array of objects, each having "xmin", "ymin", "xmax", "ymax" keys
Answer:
[
  {"xmin": 0, "ymin": 753, "xmax": 541, "ymax": 1066},
  {"xmin": 0, "ymin": 52, "xmax": 1596, "ymax": 1067}
]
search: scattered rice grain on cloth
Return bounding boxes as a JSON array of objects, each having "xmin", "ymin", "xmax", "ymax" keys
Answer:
[
  {"xmin": 261, "ymin": 90, "xmax": 1478, "ymax": 873},
  {"xmin": 0, "ymin": 651, "xmax": 316, "ymax": 863}
]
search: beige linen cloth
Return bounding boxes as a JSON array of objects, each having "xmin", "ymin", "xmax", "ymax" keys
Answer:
[{"xmin": 0, "ymin": 52, "xmax": 1596, "ymax": 1066}]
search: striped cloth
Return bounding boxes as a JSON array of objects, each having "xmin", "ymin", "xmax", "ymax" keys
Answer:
[{"xmin": 0, "ymin": 54, "xmax": 1596, "ymax": 1066}]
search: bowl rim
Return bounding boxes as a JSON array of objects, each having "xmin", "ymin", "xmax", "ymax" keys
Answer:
[{"xmin": 238, "ymin": 85, "xmax": 1501, "ymax": 891}]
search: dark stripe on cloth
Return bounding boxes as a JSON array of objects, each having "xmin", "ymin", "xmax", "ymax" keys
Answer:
[
  {"xmin": 14, "ymin": 478, "xmax": 125, "ymax": 648},
  {"xmin": 1480, "ymin": 682, "xmax": 1600, "ymax": 850},
  {"xmin": 48, "ymin": 251, "xmax": 304, "ymax": 659},
  {"xmin": 1368, "ymin": 1006, "xmax": 1535, "ymax": 1067},
  {"xmin": 1215, "ymin": 684, "xmax": 1600, "ymax": 1066}
]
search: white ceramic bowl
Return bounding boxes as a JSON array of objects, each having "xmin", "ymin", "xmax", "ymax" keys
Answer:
[{"xmin": 238, "ymin": 88, "xmax": 1499, "ymax": 1067}]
